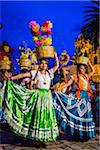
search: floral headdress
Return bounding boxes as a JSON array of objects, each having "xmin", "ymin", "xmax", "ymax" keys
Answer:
[
  {"xmin": 18, "ymin": 41, "xmax": 32, "ymax": 68},
  {"xmin": 72, "ymin": 34, "xmax": 93, "ymax": 65},
  {"xmin": 74, "ymin": 34, "xmax": 93, "ymax": 56},
  {"xmin": 0, "ymin": 41, "xmax": 14, "ymax": 62}
]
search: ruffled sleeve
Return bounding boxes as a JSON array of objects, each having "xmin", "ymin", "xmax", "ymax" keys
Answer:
[
  {"xmin": 48, "ymin": 69, "xmax": 54, "ymax": 79},
  {"xmin": 30, "ymin": 70, "xmax": 37, "ymax": 80}
]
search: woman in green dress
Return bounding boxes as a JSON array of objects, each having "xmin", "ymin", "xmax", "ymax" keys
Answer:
[{"xmin": 4, "ymin": 52, "xmax": 59, "ymax": 142}]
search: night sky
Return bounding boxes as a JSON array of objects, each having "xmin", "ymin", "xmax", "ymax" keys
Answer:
[{"xmin": 0, "ymin": 0, "xmax": 92, "ymax": 72}]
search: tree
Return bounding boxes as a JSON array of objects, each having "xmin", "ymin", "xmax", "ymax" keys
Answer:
[{"xmin": 81, "ymin": 0, "xmax": 99, "ymax": 51}]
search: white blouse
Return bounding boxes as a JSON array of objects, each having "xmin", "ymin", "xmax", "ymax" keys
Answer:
[
  {"xmin": 31, "ymin": 69, "xmax": 54, "ymax": 90},
  {"xmin": 71, "ymin": 75, "xmax": 88, "ymax": 90}
]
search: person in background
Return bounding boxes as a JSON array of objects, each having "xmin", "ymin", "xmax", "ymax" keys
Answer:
[
  {"xmin": 17, "ymin": 68, "xmax": 32, "ymax": 89},
  {"xmin": 0, "ymin": 69, "xmax": 11, "ymax": 122}
]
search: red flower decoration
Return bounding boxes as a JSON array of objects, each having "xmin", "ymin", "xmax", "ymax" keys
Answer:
[
  {"xmin": 48, "ymin": 31, "xmax": 52, "ymax": 35},
  {"xmin": 0, "ymin": 54, "xmax": 3, "ymax": 60},
  {"xmin": 9, "ymin": 56, "xmax": 13, "ymax": 61},
  {"xmin": 42, "ymin": 22, "xmax": 49, "ymax": 27},
  {"xmin": 0, "ymin": 52, "xmax": 7, "ymax": 60},
  {"xmin": 9, "ymin": 48, "xmax": 14, "ymax": 52},
  {"xmin": 35, "ymin": 31, "xmax": 41, "ymax": 36}
]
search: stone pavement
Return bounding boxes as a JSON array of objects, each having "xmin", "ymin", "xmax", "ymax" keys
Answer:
[
  {"xmin": 0, "ymin": 123, "xmax": 99, "ymax": 150},
  {"xmin": 0, "ymin": 137, "xmax": 99, "ymax": 150}
]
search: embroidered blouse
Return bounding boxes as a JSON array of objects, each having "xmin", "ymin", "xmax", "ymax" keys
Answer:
[
  {"xmin": 31, "ymin": 69, "xmax": 54, "ymax": 90},
  {"xmin": 71, "ymin": 74, "xmax": 90, "ymax": 91}
]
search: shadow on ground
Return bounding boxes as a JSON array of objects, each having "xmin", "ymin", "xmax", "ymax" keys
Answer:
[
  {"xmin": 0, "ymin": 123, "xmax": 72, "ymax": 148},
  {"xmin": 0, "ymin": 123, "xmax": 99, "ymax": 149}
]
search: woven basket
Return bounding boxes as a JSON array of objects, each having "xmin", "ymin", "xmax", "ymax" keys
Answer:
[
  {"xmin": 0, "ymin": 60, "xmax": 11, "ymax": 70},
  {"xmin": 36, "ymin": 46, "xmax": 54, "ymax": 59},
  {"xmin": 20, "ymin": 59, "xmax": 31, "ymax": 67},
  {"xmin": 77, "ymin": 56, "xmax": 88, "ymax": 65}
]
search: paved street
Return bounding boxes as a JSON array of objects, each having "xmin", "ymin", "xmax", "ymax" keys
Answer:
[{"xmin": 0, "ymin": 123, "xmax": 99, "ymax": 150}]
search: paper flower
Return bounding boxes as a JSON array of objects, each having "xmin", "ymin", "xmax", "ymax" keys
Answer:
[
  {"xmin": 0, "ymin": 52, "xmax": 6, "ymax": 60},
  {"xmin": 33, "ymin": 36, "xmax": 38, "ymax": 41},
  {"xmin": 41, "ymin": 21, "xmax": 52, "ymax": 34},
  {"xmin": 3, "ymin": 56, "xmax": 9, "ymax": 61},
  {"xmin": 35, "ymin": 31, "xmax": 41, "ymax": 36},
  {"xmin": 29, "ymin": 21, "xmax": 40, "ymax": 33},
  {"xmin": 75, "ymin": 34, "xmax": 94, "ymax": 57},
  {"xmin": 9, "ymin": 56, "xmax": 12, "ymax": 61},
  {"xmin": 45, "ymin": 38, "xmax": 52, "ymax": 45},
  {"xmin": 0, "ymin": 41, "xmax": 13, "ymax": 68},
  {"xmin": 42, "ymin": 35, "xmax": 48, "ymax": 39},
  {"xmin": 48, "ymin": 21, "xmax": 52, "ymax": 28},
  {"xmin": 32, "ymin": 25, "xmax": 39, "ymax": 32},
  {"xmin": 4, "ymin": 46, "xmax": 9, "ymax": 52},
  {"xmin": 38, "ymin": 35, "xmax": 42, "ymax": 41},
  {"xmin": 20, "ymin": 52, "xmax": 29, "ymax": 59},
  {"xmin": 81, "ymin": 48, "xmax": 86, "ymax": 54},
  {"xmin": 29, "ymin": 20, "xmax": 53, "ymax": 47},
  {"xmin": 34, "ymin": 40, "xmax": 42, "ymax": 46},
  {"xmin": 29, "ymin": 21, "xmax": 37, "ymax": 27}
]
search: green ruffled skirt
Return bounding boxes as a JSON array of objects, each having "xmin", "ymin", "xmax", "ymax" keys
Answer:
[{"xmin": 4, "ymin": 81, "xmax": 59, "ymax": 141}]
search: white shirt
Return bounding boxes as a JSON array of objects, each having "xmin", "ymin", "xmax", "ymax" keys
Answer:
[{"xmin": 31, "ymin": 69, "xmax": 54, "ymax": 90}]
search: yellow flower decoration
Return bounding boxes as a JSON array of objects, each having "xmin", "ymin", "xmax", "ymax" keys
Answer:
[
  {"xmin": 48, "ymin": 21, "xmax": 52, "ymax": 28},
  {"xmin": 32, "ymin": 24, "xmax": 40, "ymax": 32},
  {"xmin": 41, "ymin": 39, "xmax": 45, "ymax": 45},
  {"xmin": 41, "ymin": 26, "xmax": 47, "ymax": 32},
  {"xmin": 4, "ymin": 46, "xmax": 9, "ymax": 52},
  {"xmin": 45, "ymin": 38, "xmax": 52, "ymax": 45},
  {"xmin": 33, "ymin": 36, "xmax": 38, "ymax": 41},
  {"xmin": 81, "ymin": 48, "xmax": 85, "ymax": 54},
  {"xmin": 3, "ymin": 56, "xmax": 9, "ymax": 61},
  {"xmin": 21, "ymin": 52, "xmax": 28, "ymax": 59},
  {"xmin": 85, "ymin": 46, "xmax": 89, "ymax": 52}
]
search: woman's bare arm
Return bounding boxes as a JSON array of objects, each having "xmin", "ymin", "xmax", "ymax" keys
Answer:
[
  {"xmin": 52, "ymin": 51, "xmax": 59, "ymax": 73},
  {"xmin": 9, "ymin": 72, "xmax": 31, "ymax": 81},
  {"xmin": 62, "ymin": 67, "xmax": 69, "ymax": 82},
  {"xmin": 57, "ymin": 78, "xmax": 73, "ymax": 91},
  {"xmin": 88, "ymin": 59, "xmax": 95, "ymax": 78}
]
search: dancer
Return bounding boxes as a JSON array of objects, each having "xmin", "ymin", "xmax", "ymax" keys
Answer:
[
  {"xmin": 53, "ymin": 58, "xmax": 96, "ymax": 140},
  {"xmin": 17, "ymin": 68, "xmax": 32, "ymax": 89},
  {"xmin": 53, "ymin": 51, "xmax": 70, "ymax": 94},
  {"xmin": 4, "ymin": 51, "xmax": 59, "ymax": 142},
  {"xmin": 0, "ymin": 69, "xmax": 11, "ymax": 122}
]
